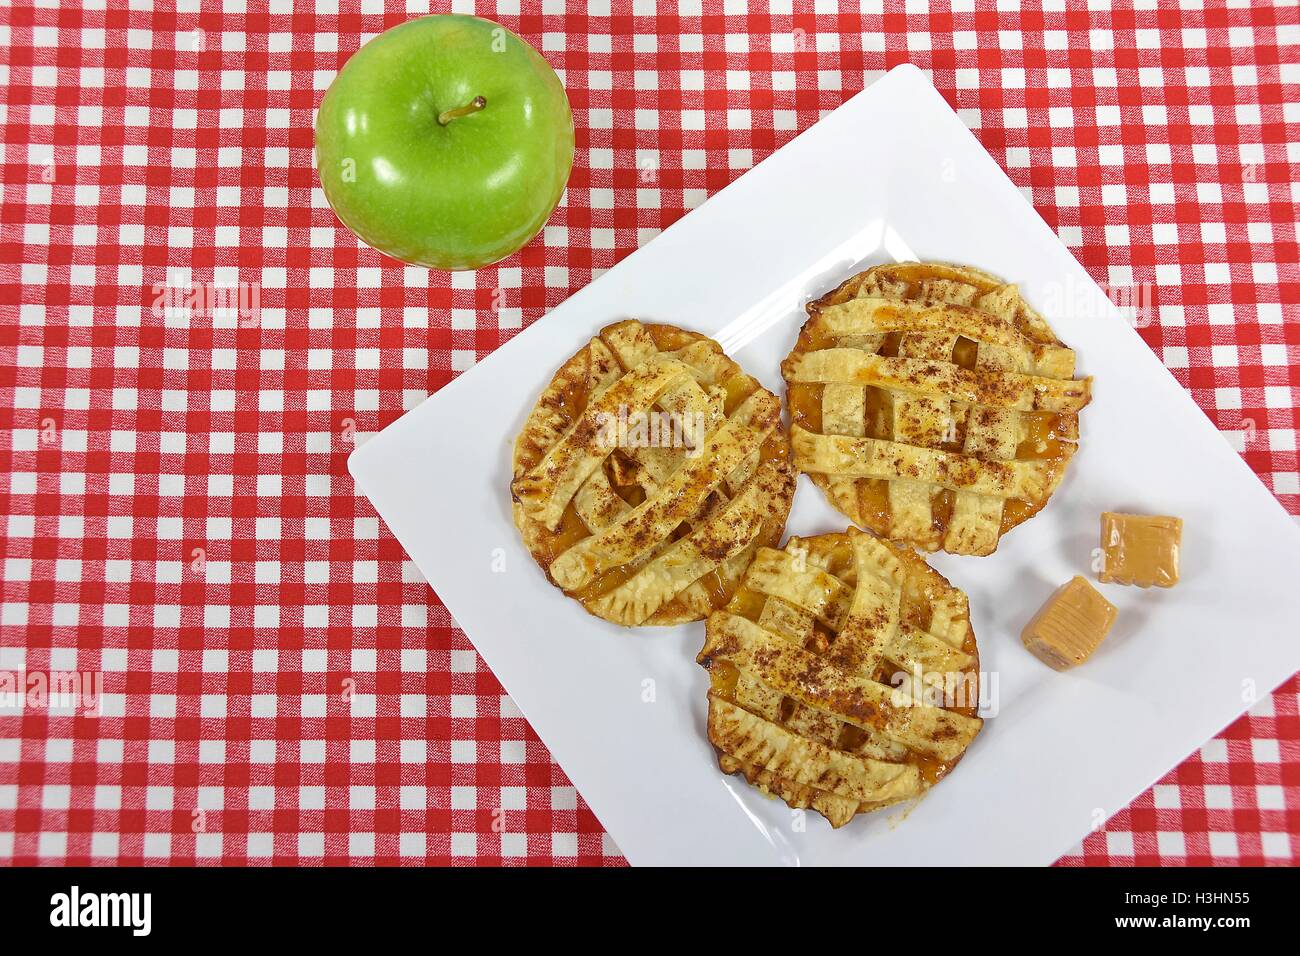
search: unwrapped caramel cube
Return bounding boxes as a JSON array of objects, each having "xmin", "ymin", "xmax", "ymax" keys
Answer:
[
  {"xmin": 1099, "ymin": 512, "xmax": 1182, "ymax": 588},
  {"xmin": 1021, "ymin": 576, "xmax": 1118, "ymax": 671}
]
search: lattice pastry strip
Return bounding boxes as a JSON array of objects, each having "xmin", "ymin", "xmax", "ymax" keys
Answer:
[
  {"xmin": 783, "ymin": 261, "xmax": 1093, "ymax": 555},
  {"xmin": 699, "ymin": 528, "xmax": 983, "ymax": 828},
  {"xmin": 512, "ymin": 320, "xmax": 797, "ymax": 626}
]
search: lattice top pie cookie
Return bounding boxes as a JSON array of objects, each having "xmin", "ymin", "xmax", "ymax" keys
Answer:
[
  {"xmin": 698, "ymin": 528, "xmax": 983, "ymax": 828},
  {"xmin": 512, "ymin": 320, "xmax": 797, "ymax": 626},
  {"xmin": 783, "ymin": 261, "xmax": 1093, "ymax": 556}
]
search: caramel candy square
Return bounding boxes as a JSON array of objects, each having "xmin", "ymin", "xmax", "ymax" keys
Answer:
[
  {"xmin": 1021, "ymin": 576, "xmax": 1118, "ymax": 671},
  {"xmin": 1099, "ymin": 512, "xmax": 1182, "ymax": 588}
]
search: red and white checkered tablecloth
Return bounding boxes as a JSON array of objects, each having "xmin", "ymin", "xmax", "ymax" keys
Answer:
[{"xmin": 0, "ymin": 0, "xmax": 1296, "ymax": 867}]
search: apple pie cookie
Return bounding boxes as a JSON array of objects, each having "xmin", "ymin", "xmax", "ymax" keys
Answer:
[
  {"xmin": 512, "ymin": 320, "xmax": 797, "ymax": 626},
  {"xmin": 698, "ymin": 527, "xmax": 983, "ymax": 827},
  {"xmin": 783, "ymin": 261, "xmax": 1093, "ymax": 556}
]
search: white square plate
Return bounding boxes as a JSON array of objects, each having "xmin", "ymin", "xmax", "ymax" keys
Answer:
[{"xmin": 350, "ymin": 65, "xmax": 1300, "ymax": 866}]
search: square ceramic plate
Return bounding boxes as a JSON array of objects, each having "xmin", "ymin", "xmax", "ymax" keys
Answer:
[{"xmin": 350, "ymin": 64, "xmax": 1300, "ymax": 866}]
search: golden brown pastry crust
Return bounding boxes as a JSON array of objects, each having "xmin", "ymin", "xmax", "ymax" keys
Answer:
[
  {"xmin": 511, "ymin": 320, "xmax": 797, "ymax": 626},
  {"xmin": 782, "ymin": 261, "xmax": 1092, "ymax": 556},
  {"xmin": 699, "ymin": 527, "xmax": 983, "ymax": 827}
]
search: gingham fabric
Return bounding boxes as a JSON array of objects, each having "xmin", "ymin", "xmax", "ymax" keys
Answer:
[{"xmin": 1, "ymin": 0, "xmax": 1296, "ymax": 867}]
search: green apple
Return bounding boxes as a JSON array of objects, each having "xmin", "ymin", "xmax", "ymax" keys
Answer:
[{"xmin": 315, "ymin": 14, "xmax": 575, "ymax": 271}]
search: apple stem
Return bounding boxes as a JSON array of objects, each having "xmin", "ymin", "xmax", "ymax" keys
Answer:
[{"xmin": 438, "ymin": 96, "xmax": 487, "ymax": 126}]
